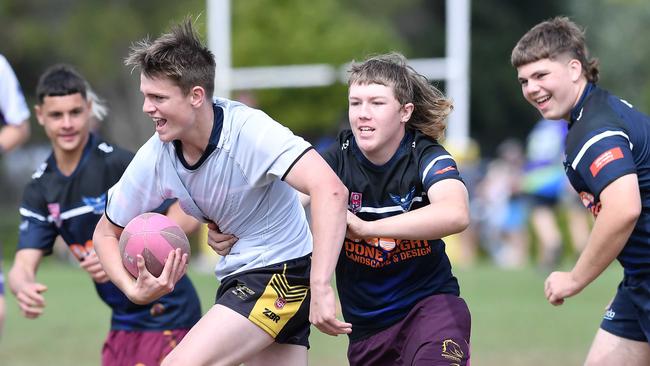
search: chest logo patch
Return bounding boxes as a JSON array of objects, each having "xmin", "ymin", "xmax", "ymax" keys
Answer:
[
  {"xmin": 389, "ymin": 187, "xmax": 416, "ymax": 212},
  {"xmin": 590, "ymin": 147, "xmax": 623, "ymax": 177},
  {"xmin": 47, "ymin": 203, "xmax": 62, "ymax": 227},
  {"xmin": 349, "ymin": 192, "xmax": 362, "ymax": 214},
  {"xmin": 83, "ymin": 193, "xmax": 107, "ymax": 215}
]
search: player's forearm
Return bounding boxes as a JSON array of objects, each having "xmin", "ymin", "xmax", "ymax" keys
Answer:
[
  {"xmin": 571, "ymin": 205, "xmax": 637, "ymax": 288},
  {"xmin": 309, "ymin": 183, "xmax": 347, "ymax": 287},
  {"xmin": 366, "ymin": 202, "xmax": 469, "ymax": 240},
  {"xmin": 93, "ymin": 216, "xmax": 133, "ymax": 293},
  {"xmin": 0, "ymin": 121, "xmax": 30, "ymax": 152},
  {"xmin": 8, "ymin": 261, "xmax": 37, "ymax": 296}
]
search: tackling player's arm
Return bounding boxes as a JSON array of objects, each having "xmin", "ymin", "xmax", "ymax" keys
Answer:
[
  {"xmin": 79, "ymin": 251, "xmax": 109, "ymax": 284},
  {"xmin": 345, "ymin": 179, "xmax": 470, "ymax": 241},
  {"xmin": 545, "ymin": 173, "xmax": 640, "ymax": 305},
  {"xmin": 8, "ymin": 249, "xmax": 47, "ymax": 319},
  {"xmin": 165, "ymin": 200, "xmax": 200, "ymax": 235},
  {"xmin": 93, "ymin": 214, "xmax": 187, "ymax": 305},
  {"xmin": 284, "ymin": 148, "xmax": 351, "ymax": 336}
]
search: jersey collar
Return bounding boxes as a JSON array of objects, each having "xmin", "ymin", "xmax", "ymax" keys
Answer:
[
  {"xmin": 173, "ymin": 103, "xmax": 224, "ymax": 170},
  {"xmin": 569, "ymin": 82, "xmax": 595, "ymax": 126},
  {"xmin": 352, "ymin": 129, "xmax": 413, "ymax": 170}
]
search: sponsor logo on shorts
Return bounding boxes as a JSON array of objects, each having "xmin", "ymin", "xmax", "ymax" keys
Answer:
[
  {"xmin": 604, "ymin": 309, "xmax": 615, "ymax": 320},
  {"xmin": 263, "ymin": 308, "xmax": 281, "ymax": 323},
  {"xmin": 249, "ymin": 264, "xmax": 309, "ymax": 337},
  {"xmin": 441, "ymin": 339, "xmax": 464, "ymax": 364},
  {"xmin": 274, "ymin": 296, "xmax": 287, "ymax": 309},
  {"xmin": 231, "ymin": 284, "xmax": 255, "ymax": 300}
]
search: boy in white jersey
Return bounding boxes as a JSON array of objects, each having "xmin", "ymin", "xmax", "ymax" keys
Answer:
[{"xmin": 92, "ymin": 18, "xmax": 350, "ymax": 365}]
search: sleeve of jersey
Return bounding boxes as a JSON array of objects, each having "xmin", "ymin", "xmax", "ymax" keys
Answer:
[
  {"xmin": 105, "ymin": 137, "xmax": 166, "ymax": 227},
  {"xmin": 0, "ymin": 55, "xmax": 30, "ymax": 125},
  {"xmin": 320, "ymin": 138, "xmax": 341, "ymax": 172},
  {"xmin": 236, "ymin": 110, "xmax": 312, "ymax": 185},
  {"xmin": 17, "ymin": 184, "xmax": 58, "ymax": 255},
  {"xmin": 571, "ymin": 133, "xmax": 636, "ymax": 197},
  {"xmin": 420, "ymin": 147, "xmax": 463, "ymax": 192}
]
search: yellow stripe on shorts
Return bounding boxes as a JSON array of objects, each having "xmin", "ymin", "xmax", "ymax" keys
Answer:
[{"xmin": 249, "ymin": 264, "xmax": 309, "ymax": 337}]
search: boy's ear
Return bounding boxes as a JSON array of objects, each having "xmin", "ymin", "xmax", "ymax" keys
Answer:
[
  {"xmin": 401, "ymin": 102, "xmax": 414, "ymax": 123},
  {"xmin": 34, "ymin": 104, "xmax": 45, "ymax": 126},
  {"xmin": 189, "ymin": 86, "xmax": 206, "ymax": 107},
  {"xmin": 568, "ymin": 59, "xmax": 583, "ymax": 82}
]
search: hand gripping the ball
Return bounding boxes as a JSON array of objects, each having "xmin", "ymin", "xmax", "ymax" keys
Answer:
[{"xmin": 129, "ymin": 247, "xmax": 188, "ymax": 305}]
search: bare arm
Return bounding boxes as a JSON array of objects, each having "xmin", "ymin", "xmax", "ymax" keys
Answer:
[
  {"xmin": 165, "ymin": 200, "xmax": 201, "ymax": 235},
  {"xmin": 346, "ymin": 179, "xmax": 470, "ymax": 241},
  {"xmin": 0, "ymin": 120, "xmax": 30, "ymax": 152},
  {"xmin": 8, "ymin": 249, "xmax": 48, "ymax": 319},
  {"xmin": 93, "ymin": 214, "xmax": 187, "ymax": 304},
  {"xmin": 545, "ymin": 174, "xmax": 640, "ymax": 305},
  {"xmin": 284, "ymin": 149, "xmax": 351, "ymax": 336}
]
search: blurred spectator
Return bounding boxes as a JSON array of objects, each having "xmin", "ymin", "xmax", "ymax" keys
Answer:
[
  {"xmin": 444, "ymin": 138, "xmax": 483, "ymax": 267},
  {"xmin": 475, "ymin": 139, "xmax": 529, "ymax": 268},
  {"xmin": 522, "ymin": 119, "xmax": 591, "ymax": 271}
]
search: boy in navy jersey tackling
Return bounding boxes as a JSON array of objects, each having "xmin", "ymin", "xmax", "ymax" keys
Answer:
[
  {"xmin": 211, "ymin": 52, "xmax": 473, "ymax": 365},
  {"xmin": 513, "ymin": 16, "xmax": 650, "ymax": 365},
  {"xmin": 8, "ymin": 64, "xmax": 201, "ymax": 365},
  {"xmin": 324, "ymin": 52, "xmax": 472, "ymax": 366}
]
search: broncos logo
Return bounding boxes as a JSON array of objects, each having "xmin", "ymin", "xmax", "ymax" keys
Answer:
[
  {"xmin": 82, "ymin": 193, "xmax": 106, "ymax": 214},
  {"xmin": 389, "ymin": 187, "xmax": 416, "ymax": 212}
]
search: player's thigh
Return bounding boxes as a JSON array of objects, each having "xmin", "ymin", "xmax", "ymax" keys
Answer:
[
  {"xmin": 244, "ymin": 342, "xmax": 307, "ymax": 366},
  {"xmin": 585, "ymin": 328, "xmax": 650, "ymax": 366},
  {"xmin": 162, "ymin": 304, "xmax": 274, "ymax": 366}
]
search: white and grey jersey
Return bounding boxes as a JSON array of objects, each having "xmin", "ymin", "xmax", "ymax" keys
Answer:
[
  {"xmin": 0, "ymin": 54, "xmax": 30, "ymax": 126},
  {"xmin": 106, "ymin": 98, "xmax": 313, "ymax": 279}
]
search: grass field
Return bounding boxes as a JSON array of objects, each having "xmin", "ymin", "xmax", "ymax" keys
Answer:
[{"xmin": 0, "ymin": 258, "xmax": 621, "ymax": 365}]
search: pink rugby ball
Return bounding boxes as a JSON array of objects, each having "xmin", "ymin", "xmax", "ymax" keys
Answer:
[{"xmin": 118, "ymin": 212, "xmax": 190, "ymax": 277}]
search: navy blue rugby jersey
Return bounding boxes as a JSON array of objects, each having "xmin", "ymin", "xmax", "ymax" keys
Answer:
[
  {"xmin": 17, "ymin": 133, "xmax": 201, "ymax": 330},
  {"xmin": 565, "ymin": 83, "xmax": 650, "ymax": 276},
  {"xmin": 322, "ymin": 129, "xmax": 462, "ymax": 341}
]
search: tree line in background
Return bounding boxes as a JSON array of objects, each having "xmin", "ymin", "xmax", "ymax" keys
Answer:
[{"xmin": 1, "ymin": 0, "xmax": 649, "ymax": 157}]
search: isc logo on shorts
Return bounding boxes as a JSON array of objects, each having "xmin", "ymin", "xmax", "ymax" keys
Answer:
[{"xmin": 604, "ymin": 309, "xmax": 616, "ymax": 320}]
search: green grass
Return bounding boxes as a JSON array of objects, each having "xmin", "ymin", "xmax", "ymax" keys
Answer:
[{"xmin": 0, "ymin": 259, "xmax": 621, "ymax": 365}]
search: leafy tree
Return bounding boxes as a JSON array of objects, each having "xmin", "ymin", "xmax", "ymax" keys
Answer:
[
  {"xmin": 231, "ymin": 0, "xmax": 406, "ymax": 138},
  {"xmin": 570, "ymin": 0, "xmax": 650, "ymax": 113}
]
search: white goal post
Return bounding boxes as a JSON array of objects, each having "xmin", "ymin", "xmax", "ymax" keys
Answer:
[{"xmin": 207, "ymin": 0, "xmax": 470, "ymax": 149}]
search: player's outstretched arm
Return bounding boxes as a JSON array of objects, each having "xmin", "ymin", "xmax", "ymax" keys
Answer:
[
  {"xmin": 8, "ymin": 249, "xmax": 48, "ymax": 319},
  {"xmin": 284, "ymin": 149, "xmax": 351, "ymax": 336},
  {"xmin": 346, "ymin": 179, "xmax": 470, "ymax": 241},
  {"xmin": 79, "ymin": 251, "xmax": 109, "ymax": 284},
  {"xmin": 93, "ymin": 214, "xmax": 187, "ymax": 304},
  {"xmin": 545, "ymin": 174, "xmax": 640, "ymax": 306}
]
